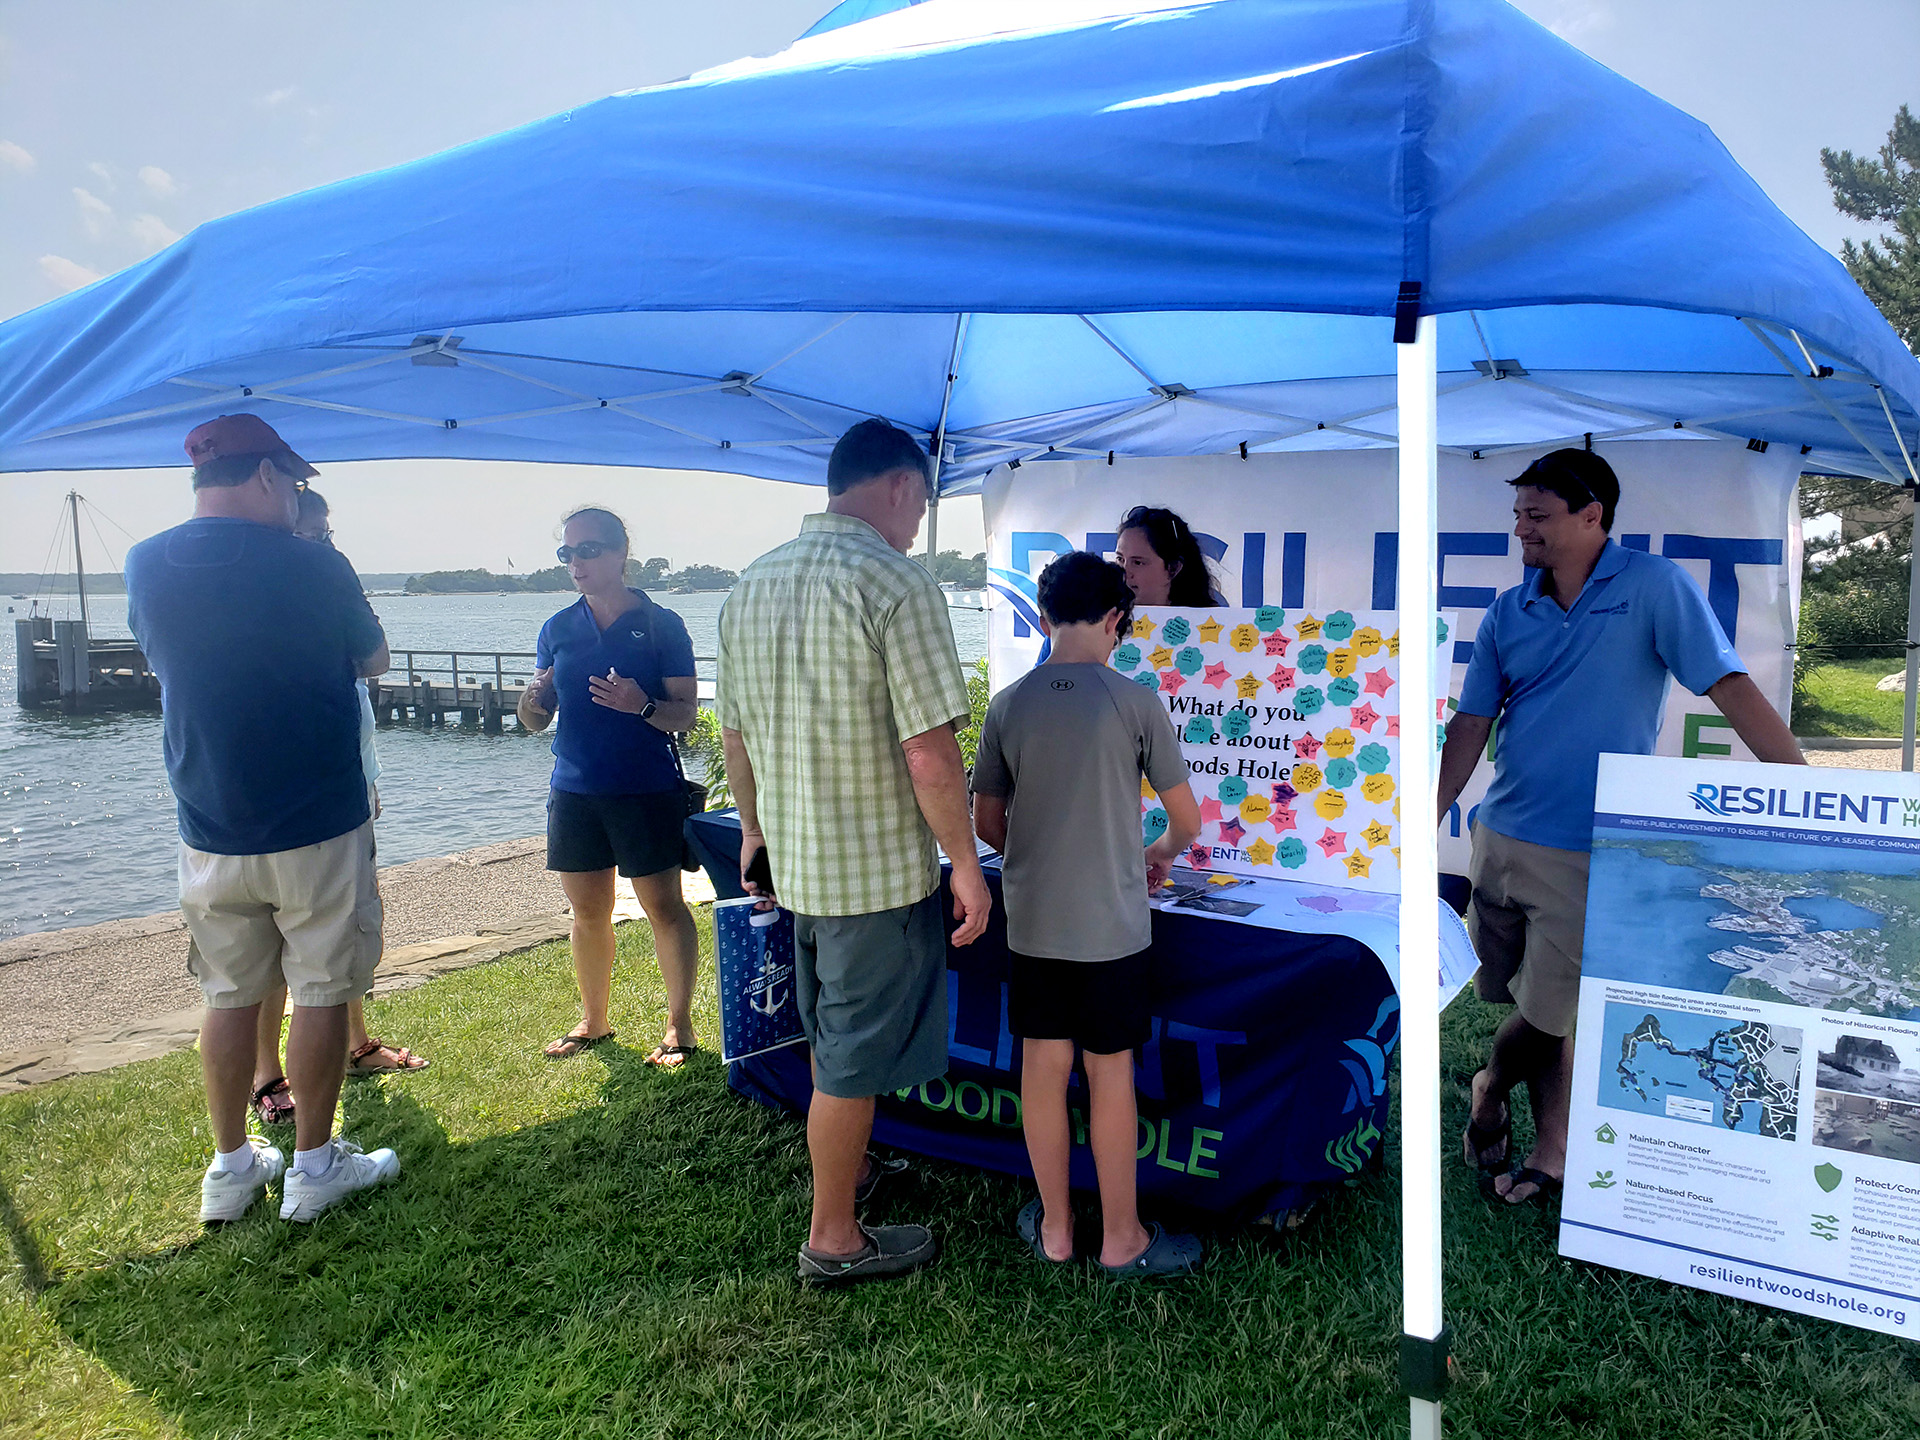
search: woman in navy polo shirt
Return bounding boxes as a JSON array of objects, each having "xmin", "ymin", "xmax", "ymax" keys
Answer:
[{"xmin": 518, "ymin": 507, "xmax": 702, "ymax": 1066}]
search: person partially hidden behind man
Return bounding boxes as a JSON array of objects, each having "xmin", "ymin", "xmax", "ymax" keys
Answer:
[
  {"xmin": 1438, "ymin": 448, "xmax": 1805, "ymax": 1207},
  {"xmin": 718, "ymin": 418, "xmax": 990, "ymax": 1286},
  {"xmin": 126, "ymin": 414, "xmax": 401, "ymax": 1225}
]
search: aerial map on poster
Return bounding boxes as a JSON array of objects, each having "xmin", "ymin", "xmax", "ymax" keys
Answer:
[{"xmin": 1562, "ymin": 755, "xmax": 1920, "ymax": 1340}]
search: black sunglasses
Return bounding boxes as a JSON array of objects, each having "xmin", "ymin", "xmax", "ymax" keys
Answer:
[{"xmin": 556, "ymin": 541, "xmax": 616, "ymax": 562}]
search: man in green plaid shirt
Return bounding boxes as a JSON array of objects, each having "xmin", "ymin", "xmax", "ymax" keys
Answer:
[{"xmin": 719, "ymin": 419, "xmax": 990, "ymax": 1287}]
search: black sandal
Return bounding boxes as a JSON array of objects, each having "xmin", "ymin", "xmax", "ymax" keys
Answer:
[
  {"xmin": 1462, "ymin": 1097, "xmax": 1511, "ymax": 1180},
  {"xmin": 544, "ymin": 1030, "xmax": 615, "ymax": 1060},
  {"xmin": 643, "ymin": 1043, "xmax": 699, "ymax": 1069},
  {"xmin": 1502, "ymin": 1166, "xmax": 1563, "ymax": 1207}
]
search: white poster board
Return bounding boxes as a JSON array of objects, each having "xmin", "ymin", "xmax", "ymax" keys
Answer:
[
  {"xmin": 1115, "ymin": 605, "xmax": 1453, "ymax": 892},
  {"xmin": 1560, "ymin": 754, "xmax": 1920, "ymax": 1340},
  {"xmin": 982, "ymin": 441, "xmax": 1803, "ymax": 875}
]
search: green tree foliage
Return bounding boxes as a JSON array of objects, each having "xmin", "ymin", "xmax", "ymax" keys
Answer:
[
  {"xmin": 917, "ymin": 550, "xmax": 988, "ymax": 587},
  {"xmin": 955, "ymin": 657, "xmax": 990, "ymax": 771},
  {"xmin": 680, "ymin": 706, "xmax": 730, "ymax": 809},
  {"xmin": 1823, "ymin": 105, "xmax": 1920, "ymax": 352}
]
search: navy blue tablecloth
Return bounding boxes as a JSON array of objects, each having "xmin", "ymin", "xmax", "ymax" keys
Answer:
[{"xmin": 687, "ymin": 809, "xmax": 1396, "ymax": 1220}]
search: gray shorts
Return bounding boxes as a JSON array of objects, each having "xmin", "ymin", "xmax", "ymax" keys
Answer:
[
  {"xmin": 794, "ymin": 892, "xmax": 949, "ymax": 1100},
  {"xmin": 1467, "ymin": 822, "xmax": 1591, "ymax": 1038}
]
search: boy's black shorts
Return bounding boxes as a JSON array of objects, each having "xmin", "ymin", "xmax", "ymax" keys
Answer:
[{"xmin": 1008, "ymin": 948, "xmax": 1153, "ymax": 1056}]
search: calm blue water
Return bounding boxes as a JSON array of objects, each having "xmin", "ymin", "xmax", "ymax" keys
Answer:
[
  {"xmin": 1583, "ymin": 829, "xmax": 1892, "ymax": 997},
  {"xmin": 1, "ymin": 589, "xmax": 986, "ymax": 936}
]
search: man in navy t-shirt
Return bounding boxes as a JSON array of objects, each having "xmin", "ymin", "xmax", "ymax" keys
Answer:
[
  {"xmin": 1437, "ymin": 449, "xmax": 1804, "ymax": 1209},
  {"xmin": 126, "ymin": 414, "xmax": 402, "ymax": 1226}
]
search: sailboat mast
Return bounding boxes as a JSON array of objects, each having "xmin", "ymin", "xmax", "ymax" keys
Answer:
[{"xmin": 69, "ymin": 490, "xmax": 89, "ymax": 631}]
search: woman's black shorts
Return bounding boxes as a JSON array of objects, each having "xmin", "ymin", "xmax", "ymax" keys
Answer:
[
  {"xmin": 1008, "ymin": 948, "xmax": 1154, "ymax": 1056},
  {"xmin": 546, "ymin": 788, "xmax": 687, "ymax": 878}
]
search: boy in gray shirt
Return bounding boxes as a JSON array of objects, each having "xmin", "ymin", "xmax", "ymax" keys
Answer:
[{"xmin": 972, "ymin": 552, "xmax": 1203, "ymax": 1277}]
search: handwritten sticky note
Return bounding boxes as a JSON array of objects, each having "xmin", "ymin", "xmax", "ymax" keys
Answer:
[
  {"xmin": 1323, "ymin": 728, "xmax": 1355, "ymax": 758},
  {"xmin": 1277, "ymin": 836, "xmax": 1308, "ymax": 869},
  {"xmin": 1247, "ymin": 836, "xmax": 1276, "ymax": 866},
  {"xmin": 1384, "ymin": 713, "xmax": 1400, "ymax": 737},
  {"xmin": 1363, "ymin": 667, "xmax": 1394, "ymax": 697},
  {"xmin": 1294, "ymin": 685, "xmax": 1325, "ymax": 716},
  {"xmin": 1196, "ymin": 616, "xmax": 1223, "ymax": 644},
  {"xmin": 1234, "ymin": 673, "xmax": 1261, "ymax": 702},
  {"xmin": 1270, "ymin": 801, "xmax": 1298, "ymax": 832},
  {"xmin": 1188, "ymin": 843, "xmax": 1211, "ymax": 869},
  {"xmin": 1217, "ymin": 816, "xmax": 1247, "ymax": 846},
  {"xmin": 1132, "ymin": 616, "xmax": 1156, "ymax": 640},
  {"xmin": 1349, "ymin": 701, "xmax": 1381, "ymax": 732},
  {"xmin": 1202, "ymin": 661, "xmax": 1232, "ymax": 690},
  {"xmin": 1143, "ymin": 809, "xmax": 1170, "ymax": 842},
  {"xmin": 1268, "ymin": 663, "xmax": 1296, "ymax": 690},
  {"xmin": 1291, "ymin": 763, "xmax": 1323, "ymax": 794},
  {"xmin": 1218, "ymin": 776, "xmax": 1249, "ymax": 805},
  {"xmin": 1113, "ymin": 643, "xmax": 1142, "ymax": 671},
  {"xmin": 1324, "ymin": 757, "xmax": 1357, "ymax": 790},
  {"xmin": 1132, "ymin": 670, "xmax": 1158, "ymax": 689},
  {"xmin": 1176, "ymin": 646, "xmax": 1205, "ymax": 677},
  {"xmin": 1353, "ymin": 626, "xmax": 1384, "ymax": 657},
  {"xmin": 1296, "ymin": 614, "xmax": 1324, "ymax": 640},
  {"xmin": 1293, "ymin": 732, "xmax": 1321, "ymax": 760},
  {"xmin": 1229, "ymin": 623, "xmax": 1260, "ymax": 653},
  {"xmin": 1315, "ymin": 827, "xmax": 1347, "ymax": 858},
  {"xmin": 1386, "ymin": 629, "xmax": 1400, "ymax": 658},
  {"xmin": 1327, "ymin": 676, "xmax": 1360, "ymax": 708},
  {"xmin": 1183, "ymin": 715, "xmax": 1218, "ymax": 744},
  {"xmin": 1325, "ymin": 647, "xmax": 1357, "ymax": 679},
  {"xmin": 1158, "ymin": 670, "xmax": 1185, "ymax": 695},
  {"xmin": 1264, "ymin": 632, "xmax": 1291, "ymax": 657},
  {"xmin": 1254, "ymin": 605, "xmax": 1286, "ymax": 632},
  {"xmin": 1239, "ymin": 792, "xmax": 1272, "ymax": 825},
  {"xmin": 1161, "ymin": 616, "xmax": 1191, "ymax": 645},
  {"xmin": 1149, "ymin": 645, "xmax": 1173, "ymax": 669},
  {"xmin": 1436, "ymin": 617, "xmax": 1450, "ymax": 647},
  {"xmin": 1199, "ymin": 795, "xmax": 1223, "ymax": 824},
  {"xmin": 1222, "ymin": 706, "xmax": 1253, "ymax": 739},
  {"xmin": 1298, "ymin": 644, "xmax": 1328, "ymax": 676},
  {"xmin": 1271, "ymin": 781, "xmax": 1297, "ymax": 806},
  {"xmin": 1344, "ymin": 851, "xmax": 1373, "ymax": 879},
  {"xmin": 1323, "ymin": 610, "xmax": 1356, "ymax": 642},
  {"xmin": 1363, "ymin": 820, "xmax": 1392, "ymax": 849},
  {"xmin": 1314, "ymin": 788, "xmax": 1347, "ymax": 820},
  {"xmin": 1141, "ymin": 777, "xmax": 1157, "ymax": 799},
  {"xmin": 1355, "ymin": 742, "xmax": 1392, "ymax": 776},
  {"xmin": 1361, "ymin": 772, "xmax": 1395, "ymax": 804}
]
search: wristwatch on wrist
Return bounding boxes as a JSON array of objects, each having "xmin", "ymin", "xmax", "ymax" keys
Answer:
[{"xmin": 639, "ymin": 699, "xmax": 658, "ymax": 720}]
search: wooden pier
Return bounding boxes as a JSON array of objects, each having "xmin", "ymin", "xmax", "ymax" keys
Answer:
[
  {"xmin": 371, "ymin": 650, "xmax": 538, "ymax": 734},
  {"xmin": 14, "ymin": 617, "xmax": 160, "ymax": 712}
]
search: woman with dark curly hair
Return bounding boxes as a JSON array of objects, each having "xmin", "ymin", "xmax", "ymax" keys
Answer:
[{"xmin": 1113, "ymin": 505, "xmax": 1227, "ymax": 607}]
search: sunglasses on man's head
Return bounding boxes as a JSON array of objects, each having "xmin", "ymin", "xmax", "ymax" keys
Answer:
[{"xmin": 556, "ymin": 541, "xmax": 615, "ymax": 562}]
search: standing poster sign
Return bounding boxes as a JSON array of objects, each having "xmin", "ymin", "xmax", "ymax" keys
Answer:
[
  {"xmin": 1561, "ymin": 754, "xmax": 1920, "ymax": 1340},
  {"xmin": 1113, "ymin": 605, "xmax": 1453, "ymax": 892}
]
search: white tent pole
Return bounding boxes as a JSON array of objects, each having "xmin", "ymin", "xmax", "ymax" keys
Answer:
[
  {"xmin": 1904, "ymin": 529, "xmax": 1919, "ymax": 773},
  {"xmin": 1397, "ymin": 315, "xmax": 1446, "ymax": 1440},
  {"xmin": 925, "ymin": 314, "xmax": 971, "ymax": 559}
]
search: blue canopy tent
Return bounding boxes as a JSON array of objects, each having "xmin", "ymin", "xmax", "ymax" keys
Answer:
[{"xmin": 4, "ymin": 1, "xmax": 1918, "ymax": 1431}]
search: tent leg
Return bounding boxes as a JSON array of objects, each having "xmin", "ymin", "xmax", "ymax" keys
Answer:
[
  {"xmin": 1396, "ymin": 316, "xmax": 1446, "ymax": 1436},
  {"xmin": 927, "ymin": 492, "xmax": 940, "ymax": 559},
  {"xmin": 1904, "ymin": 524, "xmax": 1919, "ymax": 773}
]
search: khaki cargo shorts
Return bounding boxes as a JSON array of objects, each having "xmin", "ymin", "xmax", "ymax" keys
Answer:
[
  {"xmin": 1466, "ymin": 822, "xmax": 1590, "ymax": 1038},
  {"xmin": 180, "ymin": 820, "xmax": 382, "ymax": 1009}
]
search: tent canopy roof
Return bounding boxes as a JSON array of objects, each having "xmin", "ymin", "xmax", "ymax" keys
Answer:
[{"xmin": 2, "ymin": 0, "xmax": 1915, "ymax": 490}]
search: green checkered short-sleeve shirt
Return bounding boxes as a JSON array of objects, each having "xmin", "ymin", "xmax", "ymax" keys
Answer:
[{"xmin": 717, "ymin": 512, "xmax": 969, "ymax": 917}]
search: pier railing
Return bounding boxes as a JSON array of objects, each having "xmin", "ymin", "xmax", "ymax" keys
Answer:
[{"xmin": 372, "ymin": 649, "xmax": 717, "ymax": 732}]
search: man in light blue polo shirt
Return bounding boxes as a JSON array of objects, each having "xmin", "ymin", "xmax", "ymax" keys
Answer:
[{"xmin": 1437, "ymin": 449, "xmax": 1804, "ymax": 1207}]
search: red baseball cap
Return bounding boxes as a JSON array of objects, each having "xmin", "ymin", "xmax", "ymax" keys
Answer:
[{"xmin": 183, "ymin": 414, "xmax": 318, "ymax": 478}]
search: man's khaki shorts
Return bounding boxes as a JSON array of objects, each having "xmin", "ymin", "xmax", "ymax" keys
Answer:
[
  {"xmin": 1466, "ymin": 822, "xmax": 1591, "ymax": 1038},
  {"xmin": 180, "ymin": 821, "xmax": 382, "ymax": 1010}
]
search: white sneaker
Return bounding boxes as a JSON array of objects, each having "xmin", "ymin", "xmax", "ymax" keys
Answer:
[
  {"xmin": 278, "ymin": 1138, "xmax": 400, "ymax": 1223},
  {"xmin": 199, "ymin": 1138, "xmax": 286, "ymax": 1224}
]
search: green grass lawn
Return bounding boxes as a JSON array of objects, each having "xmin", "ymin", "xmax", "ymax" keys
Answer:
[
  {"xmin": 1793, "ymin": 657, "xmax": 1910, "ymax": 738},
  {"xmin": 5, "ymin": 911, "xmax": 1918, "ymax": 1439}
]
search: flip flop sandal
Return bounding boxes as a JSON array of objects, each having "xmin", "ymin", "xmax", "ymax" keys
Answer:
[
  {"xmin": 1016, "ymin": 1197, "xmax": 1074, "ymax": 1263},
  {"xmin": 544, "ymin": 1030, "xmax": 615, "ymax": 1060},
  {"xmin": 250, "ymin": 1077, "xmax": 295, "ymax": 1126},
  {"xmin": 347, "ymin": 1038, "xmax": 430, "ymax": 1077},
  {"xmin": 1462, "ymin": 1096, "xmax": 1512, "ymax": 1177},
  {"xmin": 1099, "ymin": 1222, "xmax": 1204, "ymax": 1280},
  {"xmin": 643, "ymin": 1043, "xmax": 699, "ymax": 1069},
  {"xmin": 1502, "ymin": 1167, "xmax": 1564, "ymax": 1208}
]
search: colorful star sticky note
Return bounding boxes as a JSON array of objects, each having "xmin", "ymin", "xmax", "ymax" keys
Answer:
[
  {"xmin": 1132, "ymin": 616, "xmax": 1156, "ymax": 640},
  {"xmin": 1141, "ymin": 778, "xmax": 1157, "ymax": 799},
  {"xmin": 1217, "ymin": 816, "xmax": 1247, "ymax": 846},
  {"xmin": 1199, "ymin": 795, "xmax": 1224, "ymax": 824},
  {"xmin": 1235, "ymin": 672, "xmax": 1262, "ymax": 701},
  {"xmin": 1271, "ymin": 781, "xmax": 1297, "ymax": 806},
  {"xmin": 1349, "ymin": 701, "xmax": 1381, "ymax": 732},
  {"xmin": 1363, "ymin": 668, "xmax": 1395, "ymax": 697},
  {"xmin": 1247, "ymin": 836, "xmax": 1276, "ymax": 866},
  {"xmin": 1315, "ymin": 827, "xmax": 1347, "ymax": 858},
  {"xmin": 1264, "ymin": 632, "xmax": 1292, "ymax": 657},
  {"xmin": 1344, "ymin": 851, "xmax": 1373, "ymax": 879},
  {"xmin": 1314, "ymin": 788, "xmax": 1347, "ymax": 820},
  {"xmin": 1436, "ymin": 698, "xmax": 1449, "ymax": 720},
  {"xmin": 1363, "ymin": 820, "xmax": 1392, "ymax": 848},
  {"xmin": 1293, "ymin": 732, "xmax": 1322, "ymax": 760},
  {"xmin": 1158, "ymin": 669, "xmax": 1184, "ymax": 694},
  {"xmin": 1268, "ymin": 663, "xmax": 1296, "ymax": 690},
  {"xmin": 1149, "ymin": 645, "xmax": 1173, "ymax": 669},
  {"xmin": 1197, "ymin": 616, "xmax": 1223, "ymax": 644},
  {"xmin": 1270, "ymin": 802, "xmax": 1298, "ymax": 832},
  {"xmin": 1187, "ymin": 844, "xmax": 1211, "ymax": 869},
  {"xmin": 1323, "ymin": 728, "xmax": 1356, "ymax": 758},
  {"xmin": 1296, "ymin": 614, "xmax": 1324, "ymax": 640},
  {"xmin": 1202, "ymin": 661, "xmax": 1232, "ymax": 689},
  {"xmin": 1239, "ymin": 792, "xmax": 1272, "ymax": 825},
  {"xmin": 1229, "ymin": 623, "xmax": 1260, "ymax": 653},
  {"xmin": 1361, "ymin": 772, "xmax": 1395, "ymax": 804},
  {"xmin": 1384, "ymin": 714, "xmax": 1400, "ymax": 737}
]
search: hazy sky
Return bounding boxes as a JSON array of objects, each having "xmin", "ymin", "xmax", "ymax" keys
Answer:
[{"xmin": 2, "ymin": 0, "xmax": 1916, "ymax": 575}]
